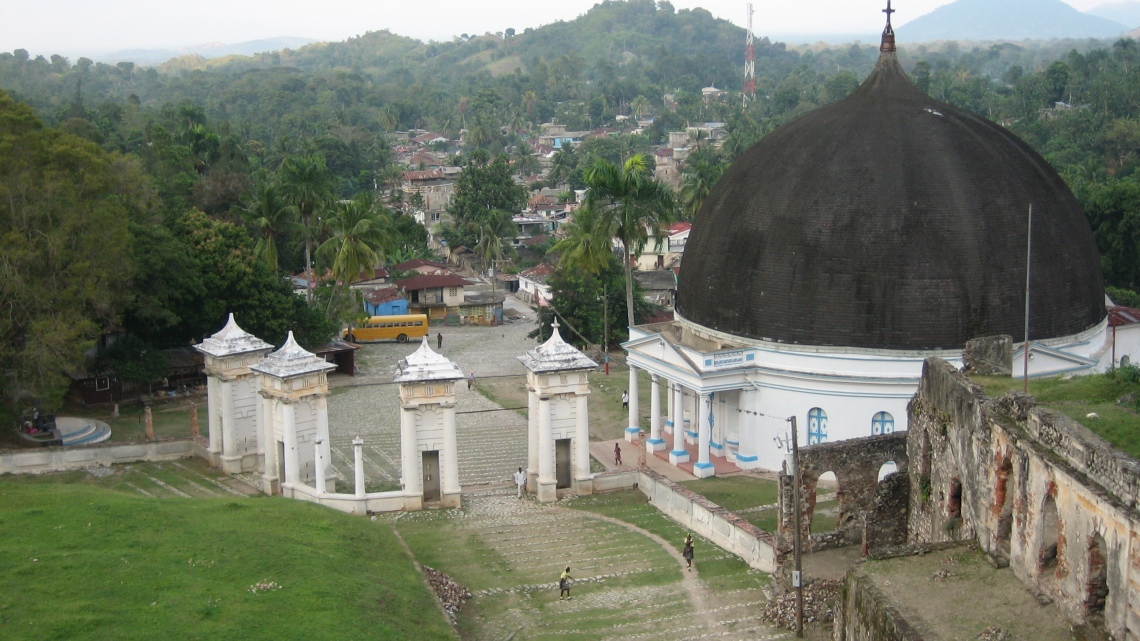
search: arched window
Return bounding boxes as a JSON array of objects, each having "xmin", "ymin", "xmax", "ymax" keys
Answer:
[
  {"xmin": 807, "ymin": 408, "xmax": 828, "ymax": 444},
  {"xmin": 872, "ymin": 411, "xmax": 894, "ymax": 435}
]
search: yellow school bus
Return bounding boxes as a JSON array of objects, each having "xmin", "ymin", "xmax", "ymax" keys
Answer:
[{"xmin": 344, "ymin": 314, "xmax": 429, "ymax": 343}]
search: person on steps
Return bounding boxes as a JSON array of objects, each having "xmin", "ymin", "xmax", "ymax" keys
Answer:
[
  {"xmin": 559, "ymin": 566, "xmax": 573, "ymax": 599},
  {"xmin": 683, "ymin": 534, "xmax": 695, "ymax": 571}
]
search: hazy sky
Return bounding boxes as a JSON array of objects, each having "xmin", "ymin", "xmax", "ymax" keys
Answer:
[{"xmin": 0, "ymin": 0, "xmax": 1109, "ymax": 57}]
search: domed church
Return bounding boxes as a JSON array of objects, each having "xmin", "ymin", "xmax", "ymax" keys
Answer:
[{"xmin": 622, "ymin": 6, "xmax": 1111, "ymax": 475}]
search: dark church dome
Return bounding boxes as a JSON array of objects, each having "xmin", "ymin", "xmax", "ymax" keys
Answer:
[{"xmin": 677, "ymin": 42, "xmax": 1104, "ymax": 350}]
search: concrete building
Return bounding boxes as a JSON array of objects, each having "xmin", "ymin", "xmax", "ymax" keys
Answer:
[
  {"xmin": 194, "ymin": 314, "xmax": 273, "ymax": 474},
  {"xmin": 394, "ymin": 337, "xmax": 464, "ymax": 508},
  {"xmin": 625, "ymin": 19, "xmax": 1114, "ymax": 476},
  {"xmin": 519, "ymin": 320, "xmax": 597, "ymax": 502}
]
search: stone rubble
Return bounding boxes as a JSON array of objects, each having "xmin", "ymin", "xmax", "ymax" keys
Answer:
[
  {"xmin": 976, "ymin": 626, "xmax": 1011, "ymax": 641},
  {"xmin": 760, "ymin": 578, "xmax": 840, "ymax": 629},
  {"xmin": 422, "ymin": 565, "xmax": 471, "ymax": 624}
]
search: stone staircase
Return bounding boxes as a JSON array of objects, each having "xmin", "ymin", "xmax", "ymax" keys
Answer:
[{"xmin": 56, "ymin": 417, "xmax": 112, "ymax": 446}]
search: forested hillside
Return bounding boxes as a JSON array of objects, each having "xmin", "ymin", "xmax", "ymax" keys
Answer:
[{"xmin": 4, "ymin": 0, "xmax": 1140, "ymax": 420}]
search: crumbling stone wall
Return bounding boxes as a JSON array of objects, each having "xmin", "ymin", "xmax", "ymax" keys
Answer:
[
  {"xmin": 776, "ymin": 433, "xmax": 908, "ymax": 561},
  {"xmin": 907, "ymin": 357, "xmax": 1140, "ymax": 640},
  {"xmin": 832, "ymin": 564, "xmax": 924, "ymax": 641},
  {"xmin": 963, "ymin": 334, "xmax": 1013, "ymax": 375}
]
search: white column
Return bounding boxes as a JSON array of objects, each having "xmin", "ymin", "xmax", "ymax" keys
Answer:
[
  {"xmin": 626, "ymin": 365, "xmax": 640, "ymax": 442},
  {"xmin": 442, "ymin": 404, "xmax": 460, "ymax": 497},
  {"xmin": 527, "ymin": 387, "xmax": 539, "ymax": 491},
  {"xmin": 207, "ymin": 376, "xmax": 221, "ymax": 454},
  {"xmin": 353, "ymin": 437, "xmax": 365, "ymax": 497},
  {"xmin": 647, "ymin": 374, "xmax": 665, "ymax": 451},
  {"xmin": 694, "ymin": 392, "xmax": 714, "ymax": 478},
  {"xmin": 575, "ymin": 394, "xmax": 590, "ymax": 480},
  {"xmin": 400, "ymin": 407, "xmax": 421, "ymax": 496},
  {"xmin": 736, "ymin": 389, "xmax": 759, "ymax": 468},
  {"xmin": 537, "ymin": 396, "xmax": 555, "ymax": 502},
  {"xmin": 687, "ymin": 391, "xmax": 699, "ymax": 444},
  {"xmin": 669, "ymin": 384, "xmax": 689, "ymax": 464},
  {"xmin": 710, "ymin": 393, "xmax": 724, "ymax": 457},
  {"xmin": 282, "ymin": 401, "xmax": 299, "ymax": 487},
  {"xmin": 317, "ymin": 396, "xmax": 332, "ymax": 482},
  {"xmin": 665, "ymin": 382, "xmax": 676, "ymax": 435},
  {"xmin": 314, "ymin": 439, "xmax": 326, "ymax": 493},
  {"xmin": 220, "ymin": 379, "xmax": 235, "ymax": 457}
]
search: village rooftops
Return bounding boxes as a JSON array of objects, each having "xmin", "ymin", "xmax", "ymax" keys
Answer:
[
  {"xmin": 519, "ymin": 263, "xmax": 556, "ymax": 285},
  {"xmin": 518, "ymin": 320, "xmax": 598, "ymax": 373},
  {"xmin": 396, "ymin": 273, "xmax": 473, "ymax": 291},
  {"xmin": 194, "ymin": 313, "xmax": 274, "ymax": 358},
  {"xmin": 393, "ymin": 258, "xmax": 449, "ymax": 272},
  {"xmin": 366, "ymin": 287, "xmax": 404, "ymax": 305},
  {"xmin": 250, "ymin": 331, "xmax": 336, "ymax": 380},
  {"xmin": 395, "ymin": 336, "xmax": 464, "ymax": 383}
]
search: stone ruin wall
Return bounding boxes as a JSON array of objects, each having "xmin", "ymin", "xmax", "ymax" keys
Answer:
[
  {"xmin": 907, "ymin": 357, "xmax": 1140, "ymax": 640},
  {"xmin": 776, "ymin": 433, "xmax": 910, "ymax": 564}
]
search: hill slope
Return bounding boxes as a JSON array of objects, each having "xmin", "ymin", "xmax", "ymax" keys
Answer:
[
  {"xmin": 1088, "ymin": 1, "xmax": 1140, "ymax": 29},
  {"xmin": 102, "ymin": 37, "xmax": 319, "ymax": 65},
  {"xmin": 899, "ymin": 0, "xmax": 1127, "ymax": 41}
]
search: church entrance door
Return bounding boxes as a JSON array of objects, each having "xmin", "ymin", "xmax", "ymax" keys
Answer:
[
  {"xmin": 422, "ymin": 451, "xmax": 441, "ymax": 501},
  {"xmin": 555, "ymin": 439, "xmax": 572, "ymax": 489}
]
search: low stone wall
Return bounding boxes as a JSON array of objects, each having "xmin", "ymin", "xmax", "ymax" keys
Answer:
[
  {"xmin": 638, "ymin": 469, "xmax": 776, "ymax": 572},
  {"xmin": 287, "ymin": 483, "xmax": 413, "ymax": 514},
  {"xmin": 833, "ymin": 564, "xmax": 923, "ymax": 641},
  {"xmin": 0, "ymin": 438, "xmax": 203, "ymax": 475},
  {"xmin": 592, "ymin": 469, "xmax": 639, "ymax": 493}
]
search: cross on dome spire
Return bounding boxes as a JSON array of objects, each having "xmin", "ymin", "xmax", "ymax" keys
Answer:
[{"xmin": 880, "ymin": 0, "xmax": 897, "ymax": 53}]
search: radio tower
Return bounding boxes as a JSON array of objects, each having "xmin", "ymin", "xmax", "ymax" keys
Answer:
[{"xmin": 743, "ymin": 3, "xmax": 756, "ymax": 109}]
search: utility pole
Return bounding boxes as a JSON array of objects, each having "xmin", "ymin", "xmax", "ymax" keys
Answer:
[
  {"xmin": 1024, "ymin": 204, "xmax": 1033, "ymax": 393},
  {"xmin": 603, "ymin": 283, "xmax": 610, "ymax": 375},
  {"xmin": 790, "ymin": 414, "xmax": 804, "ymax": 638}
]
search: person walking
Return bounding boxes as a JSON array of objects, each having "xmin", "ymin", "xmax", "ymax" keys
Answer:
[
  {"xmin": 559, "ymin": 566, "xmax": 573, "ymax": 600},
  {"xmin": 614, "ymin": 443, "xmax": 622, "ymax": 466},
  {"xmin": 513, "ymin": 466, "xmax": 526, "ymax": 498},
  {"xmin": 437, "ymin": 332, "xmax": 443, "ymax": 349},
  {"xmin": 468, "ymin": 371, "xmax": 476, "ymax": 390},
  {"xmin": 621, "ymin": 390, "xmax": 629, "ymax": 410},
  {"xmin": 683, "ymin": 533, "xmax": 695, "ymax": 571}
]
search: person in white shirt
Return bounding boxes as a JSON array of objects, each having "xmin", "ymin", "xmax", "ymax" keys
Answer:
[{"xmin": 513, "ymin": 466, "xmax": 526, "ymax": 498}]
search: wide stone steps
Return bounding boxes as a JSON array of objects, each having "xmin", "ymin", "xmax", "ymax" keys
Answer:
[{"xmin": 56, "ymin": 417, "xmax": 112, "ymax": 446}]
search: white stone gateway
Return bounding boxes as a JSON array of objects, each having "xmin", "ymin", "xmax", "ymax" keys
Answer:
[
  {"xmin": 394, "ymin": 336, "xmax": 464, "ymax": 509},
  {"xmin": 251, "ymin": 331, "xmax": 336, "ymax": 496},
  {"xmin": 194, "ymin": 314, "xmax": 274, "ymax": 474},
  {"xmin": 518, "ymin": 320, "xmax": 598, "ymax": 503}
]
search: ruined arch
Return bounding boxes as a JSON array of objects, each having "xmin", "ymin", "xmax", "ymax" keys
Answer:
[
  {"xmin": 1039, "ymin": 494, "xmax": 1061, "ymax": 581},
  {"xmin": 994, "ymin": 456, "xmax": 1015, "ymax": 555},
  {"xmin": 877, "ymin": 461, "xmax": 898, "ymax": 482},
  {"xmin": 1086, "ymin": 532, "xmax": 1110, "ymax": 617}
]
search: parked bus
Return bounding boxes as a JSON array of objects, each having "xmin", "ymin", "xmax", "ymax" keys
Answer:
[{"xmin": 344, "ymin": 314, "xmax": 429, "ymax": 343}]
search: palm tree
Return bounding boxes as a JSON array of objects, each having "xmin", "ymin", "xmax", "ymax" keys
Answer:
[
  {"xmin": 556, "ymin": 154, "xmax": 676, "ymax": 328},
  {"xmin": 378, "ymin": 104, "xmax": 399, "ymax": 132},
  {"xmin": 679, "ymin": 158, "xmax": 725, "ymax": 218},
  {"xmin": 522, "ymin": 90, "xmax": 539, "ymax": 122},
  {"xmin": 279, "ymin": 154, "xmax": 335, "ymax": 303},
  {"xmin": 547, "ymin": 142, "xmax": 576, "ymax": 188},
  {"xmin": 316, "ymin": 196, "xmax": 396, "ymax": 310},
  {"xmin": 474, "ymin": 209, "xmax": 518, "ymax": 272},
  {"xmin": 242, "ymin": 183, "xmax": 294, "ymax": 272},
  {"xmin": 631, "ymin": 95, "xmax": 650, "ymax": 119}
]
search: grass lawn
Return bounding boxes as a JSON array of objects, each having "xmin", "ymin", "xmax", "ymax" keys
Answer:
[
  {"xmin": 566, "ymin": 490, "xmax": 770, "ymax": 593},
  {"xmin": 0, "ymin": 480, "xmax": 453, "ymax": 641},
  {"xmin": 678, "ymin": 475, "xmax": 779, "ymax": 512},
  {"xmin": 973, "ymin": 372, "xmax": 1140, "ymax": 459}
]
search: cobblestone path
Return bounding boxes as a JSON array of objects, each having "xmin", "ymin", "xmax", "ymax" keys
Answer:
[
  {"xmin": 327, "ymin": 321, "xmax": 538, "ymax": 489},
  {"xmin": 389, "ymin": 489, "xmax": 786, "ymax": 641}
]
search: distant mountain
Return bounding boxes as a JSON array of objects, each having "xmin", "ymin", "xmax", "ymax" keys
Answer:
[
  {"xmin": 898, "ymin": 0, "xmax": 1127, "ymax": 42},
  {"xmin": 1088, "ymin": 1, "xmax": 1140, "ymax": 29},
  {"xmin": 100, "ymin": 37, "xmax": 318, "ymax": 65}
]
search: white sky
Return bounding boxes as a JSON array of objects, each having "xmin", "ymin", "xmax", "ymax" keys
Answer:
[{"xmin": 0, "ymin": 0, "xmax": 1108, "ymax": 58}]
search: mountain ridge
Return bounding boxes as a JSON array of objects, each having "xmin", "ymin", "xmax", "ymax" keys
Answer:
[
  {"xmin": 100, "ymin": 37, "xmax": 318, "ymax": 65},
  {"xmin": 899, "ymin": 0, "xmax": 1127, "ymax": 42}
]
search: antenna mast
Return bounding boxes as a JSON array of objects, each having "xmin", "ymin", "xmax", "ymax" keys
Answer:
[{"xmin": 744, "ymin": 3, "xmax": 756, "ymax": 108}]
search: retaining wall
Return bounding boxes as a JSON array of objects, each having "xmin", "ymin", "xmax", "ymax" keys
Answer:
[
  {"xmin": 0, "ymin": 438, "xmax": 205, "ymax": 475},
  {"xmin": 637, "ymin": 469, "xmax": 776, "ymax": 572}
]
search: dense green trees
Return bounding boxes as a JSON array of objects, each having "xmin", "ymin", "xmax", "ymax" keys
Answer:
[
  {"xmin": 529, "ymin": 256, "xmax": 654, "ymax": 349},
  {"xmin": 443, "ymin": 150, "xmax": 526, "ymax": 250}
]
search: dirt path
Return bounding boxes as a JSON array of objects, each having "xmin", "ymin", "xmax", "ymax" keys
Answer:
[{"xmin": 550, "ymin": 505, "xmax": 724, "ymax": 635}]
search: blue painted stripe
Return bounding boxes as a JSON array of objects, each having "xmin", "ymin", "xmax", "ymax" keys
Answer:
[
  {"xmin": 647, "ymin": 438, "xmax": 666, "ymax": 445},
  {"xmin": 625, "ymin": 426, "xmax": 641, "ymax": 434},
  {"xmin": 664, "ymin": 420, "xmax": 674, "ymax": 427},
  {"xmin": 725, "ymin": 439, "xmax": 739, "ymax": 445},
  {"xmin": 694, "ymin": 462, "xmax": 714, "ymax": 469},
  {"xmin": 735, "ymin": 454, "xmax": 758, "ymax": 462},
  {"xmin": 710, "ymin": 441, "xmax": 724, "ymax": 450},
  {"xmin": 669, "ymin": 450, "xmax": 689, "ymax": 457}
]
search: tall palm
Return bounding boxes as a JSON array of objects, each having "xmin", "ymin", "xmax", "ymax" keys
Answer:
[
  {"xmin": 316, "ymin": 196, "xmax": 396, "ymax": 302},
  {"xmin": 242, "ymin": 183, "xmax": 294, "ymax": 272},
  {"xmin": 631, "ymin": 95, "xmax": 650, "ymax": 119},
  {"xmin": 679, "ymin": 159, "xmax": 725, "ymax": 218},
  {"xmin": 557, "ymin": 154, "xmax": 676, "ymax": 328},
  {"xmin": 279, "ymin": 154, "xmax": 335, "ymax": 302},
  {"xmin": 548, "ymin": 143, "xmax": 576, "ymax": 188},
  {"xmin": 474, "ymin": 209, "xmax": 517, "ymax": 272},
  {"xmin": 378, "ymin": 104, "xmax": 399, "ymax": 132}
]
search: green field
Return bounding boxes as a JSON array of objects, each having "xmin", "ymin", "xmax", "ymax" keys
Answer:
[
  {"xmin": 974, "ymin": 371, "xmax": 1140, "ymax": 459},
  {"xmin": 0, "ymin": 474, "xmax": 453, "ymax": 641}
]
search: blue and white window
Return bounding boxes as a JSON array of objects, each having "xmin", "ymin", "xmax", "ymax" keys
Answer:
[
  {"xmin": 807, "ymin": 408, "xmax": 828, "ymax": 444},
  {"xmin": 872, "ymin": 411, "xmax": 895, "ymax": 436}
]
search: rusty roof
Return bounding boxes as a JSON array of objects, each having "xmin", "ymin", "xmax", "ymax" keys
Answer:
[{"xmin": 397, "ymin": 274, "xmax": 473, "ymax": 291}]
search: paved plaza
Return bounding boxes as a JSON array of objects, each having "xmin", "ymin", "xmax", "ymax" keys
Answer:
[{"xmin": 326, "ymin": 316, "xmax": 541, "ymax": 489}]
